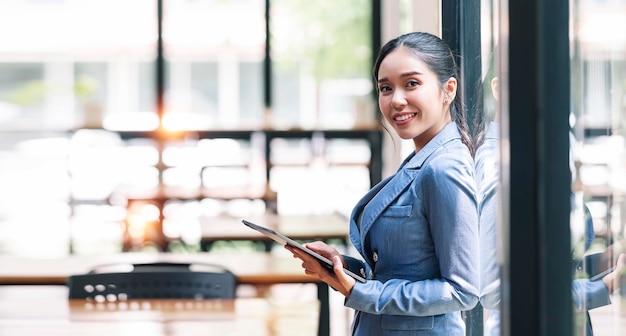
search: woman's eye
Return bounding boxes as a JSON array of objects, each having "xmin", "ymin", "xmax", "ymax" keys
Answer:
[
  {"xmin": 379, "ymin": 85, "xmax": 392, "ymax": 93},
  {"xmin": 407, "ymin": 80, "xmax": 419, "ymax": 87}
]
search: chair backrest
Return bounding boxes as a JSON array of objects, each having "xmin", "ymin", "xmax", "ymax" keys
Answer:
[{"xmin": 67, "ymin": 262, "xmax": 237, "ymax": 301}]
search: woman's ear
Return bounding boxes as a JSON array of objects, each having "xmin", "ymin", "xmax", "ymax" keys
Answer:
[
  {"xmin": 491, "ymin": 77, "xmax": 499, "ymax": 101},
  {"xmin": 444, "ymin": 77, "xmax": 458, "ymax": 103}
]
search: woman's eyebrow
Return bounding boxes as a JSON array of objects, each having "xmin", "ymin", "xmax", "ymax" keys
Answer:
[
  {"xmin": 377, "ymin": 71, "xmax": 423, "ymax": 83},
  {"xmin": 400, "ymin": 71, "xmax": 423, "ymax": 77}
]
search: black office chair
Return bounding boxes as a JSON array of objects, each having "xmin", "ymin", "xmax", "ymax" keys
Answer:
[{"xmin": 67, "ymin": 262, "xmax": 237, "ymax": 301}]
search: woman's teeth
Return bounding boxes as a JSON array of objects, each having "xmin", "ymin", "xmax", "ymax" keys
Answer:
[{"xmin": 395, "ymin": 113, "xmax": 416, "ymax": 121}]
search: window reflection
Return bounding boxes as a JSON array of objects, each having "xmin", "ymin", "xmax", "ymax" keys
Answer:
[
  {"xmin": 475, "ymin": 1, "xmax": 502, "ymax": 335},
  {"xmin": 571, "ymin": 0, "xmax": 626, "ymax": 334}
]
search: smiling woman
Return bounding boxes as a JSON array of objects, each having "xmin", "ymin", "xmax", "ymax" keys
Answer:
[{"xmin": 286, "ymin": 32, "xmax": 479, "ymax": 336}]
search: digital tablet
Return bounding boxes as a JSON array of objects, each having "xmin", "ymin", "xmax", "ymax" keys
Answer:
[
  {"xmin": 590, "ymin": 266, "xmax": 616, "ymax": 281},
  {"xmin": 242, "ymin": 219, "xmax": 366, "ymax": 283}
]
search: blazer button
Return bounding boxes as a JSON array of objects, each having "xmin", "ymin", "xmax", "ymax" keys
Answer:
[
  {"xmin": 360, "ymin": 268, "xmax": 366, "ymax": 278},
  {"xmin": 373, "ymin": 252, "xmax": 378, "ymax": 262},
  {"xmin": 369, "ymin": 270, "xmax": 374, "ymax": 279}
]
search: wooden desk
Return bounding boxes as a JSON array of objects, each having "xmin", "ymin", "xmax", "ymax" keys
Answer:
[
  {"xmin": 0, "ymin": 252, "xmax": 331, "ymax": 336},
  {"xmin": 200, "ymin": 213, "xmax": 350, "ymax": 251},
  {"xmin": 0, "ymin": 286, "xmax": 319, "ymax": 336},
  {"xmin": 0, "ymin": 252, "xmax": 313, "ymax": 286}
]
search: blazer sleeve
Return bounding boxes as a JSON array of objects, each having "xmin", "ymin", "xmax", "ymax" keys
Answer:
[{"xmin": 572, "ymin": 279, "xmax": 611, "ymax": 311}]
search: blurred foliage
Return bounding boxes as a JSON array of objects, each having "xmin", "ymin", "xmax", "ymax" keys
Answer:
[
  {"xmin": 74, "ymin": 74, "xmax": 100, "ymax": 99},
  {"xmin": 3, "ymin": 74, "xmax": 100, "ymax": 106},
  {"xmin": 5, "ymin": 81, "xmax": 46, "ymax": 106},
  {"xmin": 273, "ymin": 0, "xmax": 372, "ymax": 80}
]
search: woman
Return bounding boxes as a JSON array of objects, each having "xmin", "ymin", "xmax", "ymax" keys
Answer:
[{"xmin": 287, "ymin": 32, "xmax": 479, "ymax": 335}]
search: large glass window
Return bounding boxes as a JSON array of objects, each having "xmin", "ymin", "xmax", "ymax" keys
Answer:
[{"xmin": 0, "ymin": 0, "xmax": 379, "ymax": 257}]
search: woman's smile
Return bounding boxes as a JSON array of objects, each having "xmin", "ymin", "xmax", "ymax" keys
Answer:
[{"xmin": 393, "ymin": 112, "xmax": 418, "ymax": 125}]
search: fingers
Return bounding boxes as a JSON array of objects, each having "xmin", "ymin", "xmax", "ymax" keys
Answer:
[
  {"xmin": 286, "ymin": 245, "xmax": 326, "ymax": 275},
  {"xmin": 616, "ymin": 253, "xmax": 626, "ymax": 274},
  {"xmin": 286, "ymin": 242, "xmax": 355, "ymax": 297},
  {"xmin": 305, "ymin": 241, "xmax": 329, "ymax": 251},
  {"xmin": 284, "ymin": 245, "xmax": 298, "ymax": 257},
  {"xmin": 332, "ymin": 256, "xmax": 356, "ymax": 297},
  {"xmin": 617, "ymin": 254, "xmax": 626, "ymax": 285},
  {"xmin": 603, "ymin": 253, "xmax": 626, "ymax": 292},
  {"xmin": 332, "ymin": 256, "xmax": 347, "ymax": 279},
  {"xmin": 285, "ymin": 245, "xmax": 307, "ymax": 260}
]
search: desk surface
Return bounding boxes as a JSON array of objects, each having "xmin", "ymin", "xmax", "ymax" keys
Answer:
[
  {"xmin": 0, "ymin": 252, "xmax": 315, "ymax": 286},
  {"xmin": 0, "ymin": 286, "xmax": 319, "ymax": 336},
  {"xmin": 200, "ymin": 213, "xmax": 350, "ymax": 242},
  {"xmin": 0, "ymin": 252, "xmax": 332, "ymax": 336}
]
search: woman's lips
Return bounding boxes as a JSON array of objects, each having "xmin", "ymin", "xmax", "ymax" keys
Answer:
[{"xmin": 394, "ymin": 113, "xmax": 417, "ymax": 125}]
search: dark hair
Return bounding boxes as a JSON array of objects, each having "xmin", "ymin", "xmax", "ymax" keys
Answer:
[
  {"xmin": 373, "ymin": 32, "xmax": 474, "ymax": 156},
  {"xmin": 472, "ymin": 49, "xmax": 497, "ymax": 150}
]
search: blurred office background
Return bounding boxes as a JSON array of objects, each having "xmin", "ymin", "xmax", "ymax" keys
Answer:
[
  {"xmin": 0, "ymin": 0, "xmax": 391, "ymax": 257},
  {"xmin": 3, "ymin": 0, "xmax": 624, "ymax": 258}
]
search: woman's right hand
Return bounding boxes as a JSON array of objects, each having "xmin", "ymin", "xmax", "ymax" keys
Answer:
[
  {"xmin": 285, "ymin": 241, "xmax": 355, "ymax": 297},
  {"xmin": 602, "ymin": 253, "xmax": 626, "ymax": 292}
]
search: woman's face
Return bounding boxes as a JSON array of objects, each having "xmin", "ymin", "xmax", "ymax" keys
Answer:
[{"xmin": 377, "ymin": 47, "xmax": 455, "ymax": 151}]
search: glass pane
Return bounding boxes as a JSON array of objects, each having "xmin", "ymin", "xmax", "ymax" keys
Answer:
[
  {"xmin": 476, "ymin": 0, "xmax": 503, "ymax": 335},
  {"xmin": 75, "ymin": 62, "xmax": 108, "ymax": 128},
  {"xmin": 162, "ymin": 0, "xmax": 265, "ymax": 129},
  {"xmin": 0, "ymin": 0, "xmax": 157, "ymax": 256},
  {"xmin": 571, "ymin": 0, "xmax": 626, "ymax": 334},
  {"xmin": 239, "ymin": 62, "xmax": 264, "ymax": 122},
  {"xmin": 270, "ymin": 0, "xmax": 375, "ymax": 129},
  {"xmin": 0, "ymin": 63, "xmax": 44, "ymax": 128},
  {"xmin": 0, "ymin": 0, "xmax": 156, "ymax": 131}
]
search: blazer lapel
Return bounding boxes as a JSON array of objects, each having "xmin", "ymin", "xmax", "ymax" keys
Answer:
[
  {"xmin": 359, "ymin": 168, "xmax": 418, "ymax": 237},
  {"xmin": 348, "ymin": 122, "xmax": 462, "ymax": 256}
]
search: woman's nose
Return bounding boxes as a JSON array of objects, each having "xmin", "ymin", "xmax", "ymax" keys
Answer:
[{"xmin": 391, "ymin": 91, "xmax": 407, "ymax": 110}]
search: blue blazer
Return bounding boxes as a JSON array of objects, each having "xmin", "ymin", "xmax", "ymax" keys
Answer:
[{"xmin": 343, "ymin": 122, "xmax": 480, "ymax": 335}]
